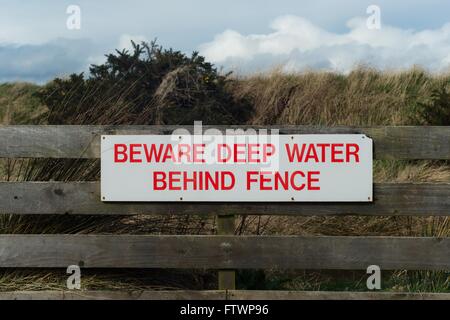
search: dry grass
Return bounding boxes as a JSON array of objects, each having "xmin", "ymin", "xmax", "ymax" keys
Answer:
[
  {"xmin": 0, "ymin": 83, "xmax": 47, "ymax": 124},
  {"xmin": 0, "ymin": 269, "xmax": 215, "ymax": 292},
  {"xmin": 231, "ymin": 67, "xmax": 450, "ymax": 126}
]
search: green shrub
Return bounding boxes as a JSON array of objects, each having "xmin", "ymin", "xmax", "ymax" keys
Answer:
[
  {"xmin": 36, "ymin": 40, "xmax": 252, "ymax": 125},
  {"xmin": 412, "ymin": 85, "xmax": 450, "ymax": 125}
]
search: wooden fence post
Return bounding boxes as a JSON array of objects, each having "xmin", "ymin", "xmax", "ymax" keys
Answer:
[{"xmin": 217, "ymin": 214, "xmax": 236, "ymax": 290}]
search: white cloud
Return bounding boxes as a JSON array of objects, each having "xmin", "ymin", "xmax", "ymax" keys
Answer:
[{"xmin": 199, "ymin": 15, "xmax": 450, "ymax": 73}]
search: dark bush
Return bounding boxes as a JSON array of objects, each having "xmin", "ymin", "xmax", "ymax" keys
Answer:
[
  {"xmin": 412, "ymin": 85, "xmax": 450, "ymax": 125},
  {"xmin": 36, "ymin": 41, "xmax": 252, "ymax": 125}
]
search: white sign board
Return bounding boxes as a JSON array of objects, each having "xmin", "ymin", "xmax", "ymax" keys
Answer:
[{"xmin": 101, "ymin": 134, "xmax": 372, "ymax": 202}]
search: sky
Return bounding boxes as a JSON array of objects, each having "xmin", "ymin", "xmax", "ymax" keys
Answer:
[{"xmin": 1, "ymin": 0, "xmax": 450, "ymax": 82}]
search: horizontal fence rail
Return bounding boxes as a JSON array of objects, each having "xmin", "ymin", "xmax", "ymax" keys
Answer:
[
  {"xmin": 226, "ymin": 290, "xmax": 450, "ymax": 300},
  {"xmin": 0, "ymin": 125, "xmax": 449, "ymax": 159},
  {"xmin": 1, "ymin": 182, "xmax": 449, "ymax": 216},
  {"xmin": 0, "ymin": 235, "xmax": 449, "ymax": 270},
  {"xmin": 1, "ymin": 290, "xmax": 450, "ymax": 300},
  {"xmin": 0, "ymin": 290, "xmax": 226, "ymax": 301}
]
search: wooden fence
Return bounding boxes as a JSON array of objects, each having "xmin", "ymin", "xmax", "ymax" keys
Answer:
[{"xmin": 0, "ymin": 125, "xmax": 449, "ymax": 299}]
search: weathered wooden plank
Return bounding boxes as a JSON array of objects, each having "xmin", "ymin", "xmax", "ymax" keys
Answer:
[
  {"xmin": 0, "ymin": 290, "xmax": 448, "ymax": 300},
  {"xmin": 0, "ymin": 182, "xmax": 448, "ymax": 216},
  {"xmin": 227, "ymin": 290, "xmax": 450, "ymax": 300},
  {"xmin": 0, "ymin": 125, "xmax": 449, "ymax": 159},
  {"xmin": 0, "ymin": 235, "xmax": 448, "ymax": 270},
  {"xmin": 0, "ymin": 290, "xmax": 225, "ymax": 300}
]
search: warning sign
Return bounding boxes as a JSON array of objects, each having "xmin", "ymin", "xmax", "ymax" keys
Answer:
[{"xmin": 101, "ymin": 134, "xmax": 372, "ymax": 202}]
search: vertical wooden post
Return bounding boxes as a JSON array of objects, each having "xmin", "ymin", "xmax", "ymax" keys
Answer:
[{"xmin": 217, "ymin": 214, "xmax": 236, "ymax": 290}]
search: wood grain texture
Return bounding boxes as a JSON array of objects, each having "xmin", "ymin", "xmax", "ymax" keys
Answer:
[
  {"xmin": 0, "ymin": 125, "xmax": 449, "ymax": 159},
  {"xmin": 0, "ymin": 182, "xmax": 448, "ymax": 216},
  {"xmin": 0, "ymin": 290, "xmax": 225, "ymax": 300},
  {"xmin": 0, "ymin": 290, "xmax": 448, "ymax": 300},
  {"xmin": 227, "ymin": 290, "xmax": 450, "ymax": 300},
  {"xmin": 0, "ymin": 235, "xmax": 448, "ymax": 270}
]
